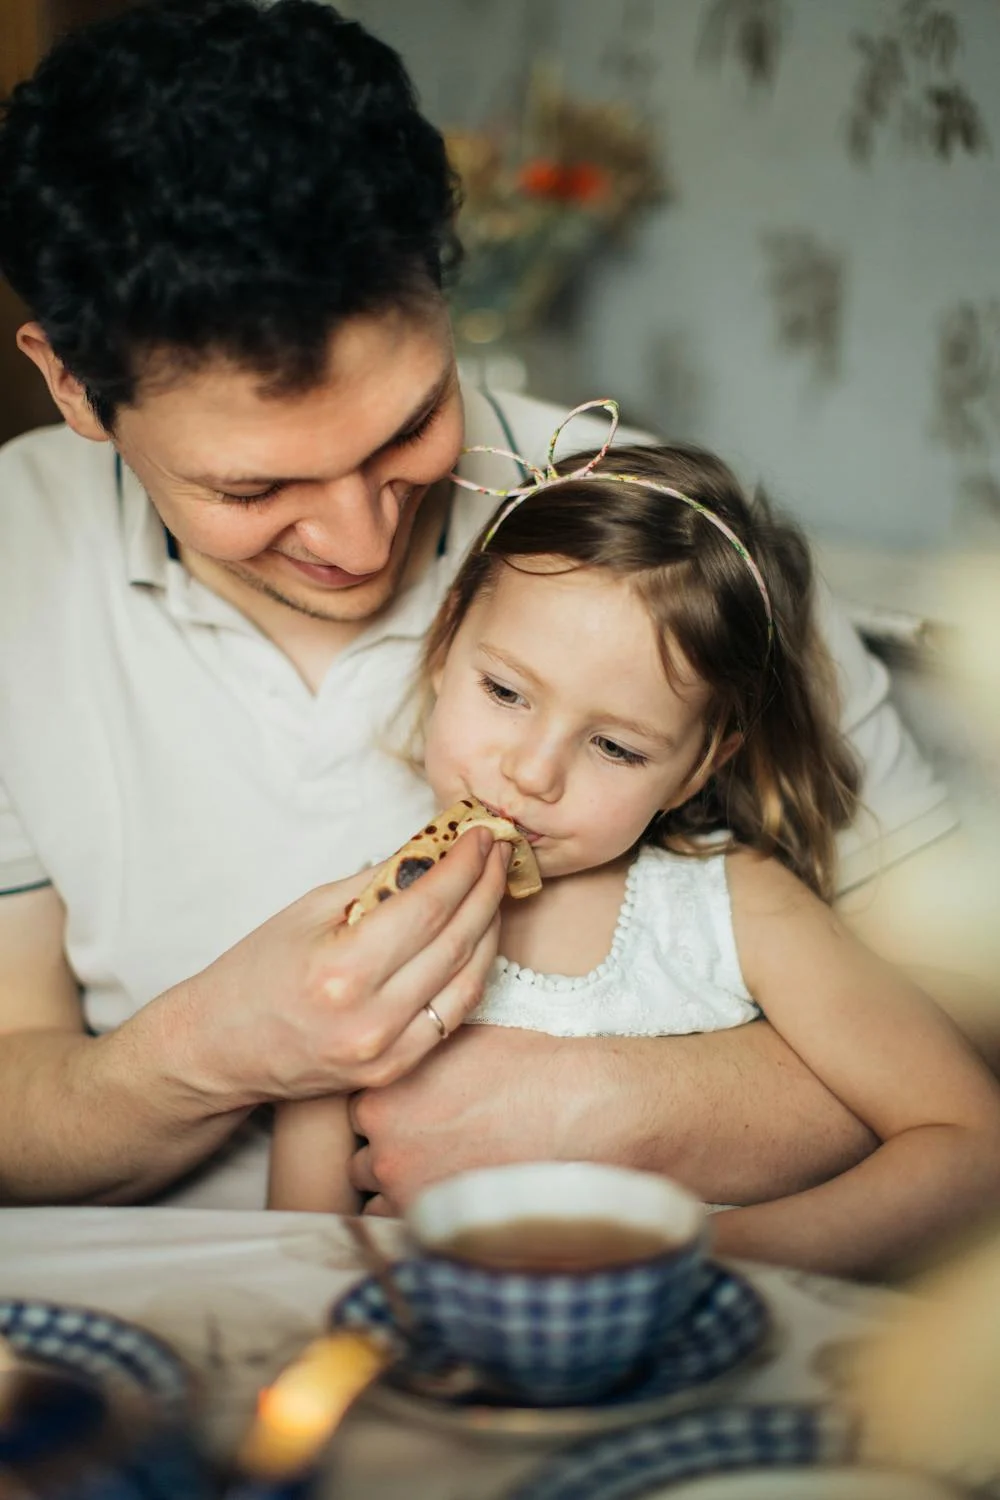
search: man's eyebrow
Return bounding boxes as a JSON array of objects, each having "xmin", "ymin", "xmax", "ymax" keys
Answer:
[
  {"xmin": 480, "ymin": 646, "xmax": 677, "ymax": 748},
  {"xmin": 188, "ymin": 368, "xmax": 453, "ymax": 489}
]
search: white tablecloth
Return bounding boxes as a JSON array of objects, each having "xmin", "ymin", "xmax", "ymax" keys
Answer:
[{"xmin": 0, "ymin": 1208, "xmax": 900, "ymax": 1499}]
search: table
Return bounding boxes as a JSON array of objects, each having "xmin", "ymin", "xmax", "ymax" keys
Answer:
[{"xmin": 0, "ymin": 1208, "xmax": 900, "ymax": 1499}]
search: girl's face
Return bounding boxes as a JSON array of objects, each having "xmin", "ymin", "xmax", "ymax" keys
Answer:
[{"xmin": 423, "ymin": 559, "xmax": 716, "ymax": 880}]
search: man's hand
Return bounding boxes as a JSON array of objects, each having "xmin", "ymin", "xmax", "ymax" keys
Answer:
[
  {"xmin": 349, "ymin": 1026, "xmax": 589, "ymax": 1214},
  {"xmin": 170, "ymin": 829, "xmax": 510, "ymax": 1112},
  {"xmin": 0, "ymin": 831, "xmax": 510, "ymax": 1205},
  {"xmin": 348, "ymin": 1021, "xmax": 878, "ymax": 1216}
]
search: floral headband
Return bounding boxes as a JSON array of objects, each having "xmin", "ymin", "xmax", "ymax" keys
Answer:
[{"xmin": 450, "ymin": 398, "xmax": 773, "ymax": 639}]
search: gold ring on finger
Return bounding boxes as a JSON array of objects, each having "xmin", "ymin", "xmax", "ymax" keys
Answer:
[{"xmin": 422, "ymin": 1002, "xmax": 448, "ymax": 1040}]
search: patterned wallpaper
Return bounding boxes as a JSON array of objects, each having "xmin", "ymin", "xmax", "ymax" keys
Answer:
[{"xmin": 340, "ymin": 0, "xmax": 1000, "ymax": 549}]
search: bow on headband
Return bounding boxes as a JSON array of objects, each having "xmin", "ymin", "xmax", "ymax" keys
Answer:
[{"xmin": 450, "ymin": 398, "xmax": 774, "ymax": 638}]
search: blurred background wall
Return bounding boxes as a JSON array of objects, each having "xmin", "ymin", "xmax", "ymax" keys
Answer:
[
  {"xmin": 4, "ymin": 0, "xmax": 999, "ymax": 554},
  {"xmin": 343, "ymin": 0, "xmax": 1000, "ymax": 552}
]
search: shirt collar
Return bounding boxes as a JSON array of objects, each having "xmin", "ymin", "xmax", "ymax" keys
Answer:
[{"xmin": 120, "ymin": 452, "xmax": 173, "ymax": 589}]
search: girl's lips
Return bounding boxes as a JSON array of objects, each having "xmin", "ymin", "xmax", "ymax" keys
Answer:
[
  {"xmin": 281, "ymin": 554, "xmax": 380, "ymax": 588},
  {"xmin": 480, "ymin": 799, "xmax": 542, "ymax": 844}
]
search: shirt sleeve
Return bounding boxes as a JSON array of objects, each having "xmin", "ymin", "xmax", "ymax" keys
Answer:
[
  {"xmin": 0, "ymin": 773, "xmax": 51, "ymax": 895},
  {"xmin": 813, "ymin": 577, "xmax": 958, "ymax": 893}
]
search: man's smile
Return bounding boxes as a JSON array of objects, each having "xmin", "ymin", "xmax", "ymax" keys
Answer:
[{"xmin": 277, "ymin": 554, "xmax": 382, "ymax": 589}]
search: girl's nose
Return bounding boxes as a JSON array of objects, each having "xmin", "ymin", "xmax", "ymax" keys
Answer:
[
  {"xmin": 292, "ymin": 471, "xmax": 399, "ymax": 575},
  {"xmin": 500, "ymin": 734, "xmax": 566, "ymax": 804}
]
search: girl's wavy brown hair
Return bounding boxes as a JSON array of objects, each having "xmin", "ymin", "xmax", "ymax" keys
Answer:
[{"xmin": 420, "ymin": 442, "xmax": 860, "ymax": 900}]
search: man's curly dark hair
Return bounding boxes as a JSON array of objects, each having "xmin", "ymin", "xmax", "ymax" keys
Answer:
[{"xmin": 0, "ymin": 0, "xmax": 462, "ymax": 429}]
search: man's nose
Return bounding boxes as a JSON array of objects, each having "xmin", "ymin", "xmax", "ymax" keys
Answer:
[
  {"xmin": 292, "ymin": 471, "xmax": 399, "ymax": 574},
  {"xmin": 500, "ymin": 733, "xmax": 566, "ymax": 803}
]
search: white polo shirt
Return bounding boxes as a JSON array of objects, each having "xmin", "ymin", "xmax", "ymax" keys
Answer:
[{"xmin": 0, "ymin": 385, "xmax": 955, "ymax": 1032}]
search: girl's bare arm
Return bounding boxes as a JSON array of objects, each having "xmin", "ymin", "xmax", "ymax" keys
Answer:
[
  {"xmin": 269, "ymin": 1096, "xmax": 360, "ymax": 1213},
  {"xmin": 713, "ymin": 851, "xmax": 1000, "ymax": 1277}
]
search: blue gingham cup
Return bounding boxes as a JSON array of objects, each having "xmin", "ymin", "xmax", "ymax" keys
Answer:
[{"xmin": 403, "ymin": 1161, "xmax": 707, "ymax": 1406}]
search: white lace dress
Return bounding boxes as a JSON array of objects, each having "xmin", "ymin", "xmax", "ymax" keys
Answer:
[{"xmin": 467, "ymin": 845, "xmax": 760, "ymax": 1038}]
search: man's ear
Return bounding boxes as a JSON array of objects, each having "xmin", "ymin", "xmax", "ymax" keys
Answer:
[
  {"xmin": 15, "ymin": 323, "xmax": 109, "ymax": 442},
  {"xmin": 662, "ymin": 730, "xmax": 742, "ymax": 812}
]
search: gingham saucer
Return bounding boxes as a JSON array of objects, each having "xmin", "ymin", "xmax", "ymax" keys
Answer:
[
  {"xmin": 330, "ymin": 1258, "xmax": 774, "ymax": 1441},
  {"xmin": 507, "ymin": 1401, "xmax": 857, "ymax": 1500},
  {"xmin": 0, "ymin": 1298, "xmax": 204, "ymax": 1498}
]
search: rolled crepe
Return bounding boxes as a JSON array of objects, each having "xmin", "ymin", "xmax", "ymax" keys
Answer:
[{"xmin": 344, "ymin": 795, "xmax": 542, "ymax": 926}]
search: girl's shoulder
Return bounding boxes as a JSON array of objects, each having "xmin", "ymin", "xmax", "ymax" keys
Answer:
[
  {"xmin": 723, "ymin": 844, "xmax": 823, "ymax": 919},
  {"xmin": 723, "ymin": 846, "xmax": 850, "ymax": 999}
]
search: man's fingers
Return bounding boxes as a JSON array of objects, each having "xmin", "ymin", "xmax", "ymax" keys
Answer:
[
  {"xmin": 366, "ymin": 844, "xmax": 506, "ymax": 1021},
  {"xmin": 393, "ymin": 912, "xmax": 500, "ymax": 1044},
  {"xmin": 323, "ymin": 826, "xmax": 494, "ymax": 977},
  {"xmin": 321, "ymin": 842, "xmax": 506, "ymax": 1059},
  {"xmin": 347, "ymin": 1141, "xmax": 377, "ymax": 1194},
  {"xmin": 362, "ymin": 1194, "xmax": 392, "ymax": 1217},
  {"xmin": 344, "ymin": 914, "xmax": 500, "ymax": 1090}
]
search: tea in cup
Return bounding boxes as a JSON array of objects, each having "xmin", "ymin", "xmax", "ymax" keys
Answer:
[{"xmin": 403, "ymin": 1160, "xmax": 706, "ymax": 1406}]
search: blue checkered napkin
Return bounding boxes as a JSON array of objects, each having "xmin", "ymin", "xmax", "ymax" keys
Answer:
[
  {"xmin": 506, "ymin": 1401, "xmax": 857, "ymax": 1500},
  {"xmin": 329, "ymin": 1258, "xmax": 768, "ymax": 1406}
]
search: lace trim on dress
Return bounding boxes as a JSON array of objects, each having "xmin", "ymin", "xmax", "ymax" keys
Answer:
[{"xmin": 489, "ymin": 854, "xmax": 643, "ymax": 993}]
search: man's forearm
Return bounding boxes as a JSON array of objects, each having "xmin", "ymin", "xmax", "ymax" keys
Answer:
[
  {"xmin": 595, "ymin": 1022, "xmax": 877, "ymax": 1203},
  {"xmin": 351, "ymin": 1019, "xmax": 878, "ymax": 1214},
  {"xmin": 0, "ymin": 1010, "xmax": 248, "ymax": 1205}
]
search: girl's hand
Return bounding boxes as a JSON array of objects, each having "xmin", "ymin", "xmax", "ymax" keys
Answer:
[{"xmin": 162, "ymin": 829, "xmax": 508, "ymax": 1111}]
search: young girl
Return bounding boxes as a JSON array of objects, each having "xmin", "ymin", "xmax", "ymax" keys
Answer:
[{"xmin": 269, "ymin": 401, "xmax": 1000, "ymax": 1277}]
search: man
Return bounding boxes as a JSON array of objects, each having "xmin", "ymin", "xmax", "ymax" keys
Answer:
[{"xmin": 0, "ymin": 0, "xmax": 966, "ymax": 1212}]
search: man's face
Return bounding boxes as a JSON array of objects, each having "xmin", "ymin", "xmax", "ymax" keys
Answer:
[{"xmin": 111, "ymin": 302, "xmax": 464, "ymax": 624}]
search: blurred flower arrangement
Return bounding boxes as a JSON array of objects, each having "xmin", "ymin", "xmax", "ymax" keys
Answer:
[{"xmin": 444, "ymin": 67, "xmax": 667, "ymax": 357}]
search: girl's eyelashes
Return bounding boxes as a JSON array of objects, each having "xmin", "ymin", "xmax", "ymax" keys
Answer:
[
  {"xmin": 593, "ymin": 736, "xmax": 648, "ymax": 768},
  {"xmin": 477, "ymin": 673, "xmax": 649, "ymax": 768},
  {"xmin": 478, "ymin": 673, "xmax": 525, "ymax": 707}
]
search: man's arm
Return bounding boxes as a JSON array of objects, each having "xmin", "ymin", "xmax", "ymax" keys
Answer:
[
  {"xmin": 0, "ymin": 832, "xmax": 508, "ymax": 1205},
  {"xmin": 349, "ymin": 1020, "xmax": 877, "ymax": 1215},
  {"xmin": 0, "ymin": 885, "xmax": 253, "ymax": 1203}
]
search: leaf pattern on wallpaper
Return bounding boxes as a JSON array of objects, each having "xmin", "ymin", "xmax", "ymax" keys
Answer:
[
  {"xmin": 931, "ymin": 301, "xmax": 1000, "ymax": 535},
  {"xmin": 644, "ymin": 327, "xmax": 708, "ymax": 437},
  {"xmin": 931, "ymin": 301, "xmax": 1000, "ymax": 455},
  {"xmin": 697, "ymin": 0, "xmax": 787, "ymax": 88},
  {"xmin": 958, "ymin": 473, "xmax": 1000, "ymax": 527},
  {"xmin": 761, "ymin": 231, "xmax": 844, "ymax": 381},
  {"xmin": 602, "ymin": 0, "xmax": 661, "ymax": 106},
  {"xmin": 847, "ymin": 0, "xmax": 989, "ymax": 163}
]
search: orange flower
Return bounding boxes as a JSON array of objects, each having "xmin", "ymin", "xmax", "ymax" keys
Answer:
[{"xmin": 518, "ymin": 159, "xmax": 612, "ymax": 204}]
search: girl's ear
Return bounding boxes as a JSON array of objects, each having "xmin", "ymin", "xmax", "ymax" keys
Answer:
[
  {"xmin": 662, "ymin": 731, "xmax": 742, "ymax": 812},
  {"xmin": 16, "ymin": 324, "xmax": 109, "ymax": 441},
  {"xmin": 430, "ymin": 662, "xmax": 444, "ymax": 696}
]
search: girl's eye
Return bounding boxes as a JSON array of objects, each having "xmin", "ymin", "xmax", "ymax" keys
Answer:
[
  {"xmin": 479, "ymin": 674, "xmax": 525, "ymax": 708},
  {"xmin": 395, "ymin": 402, "xmax": 443, "ymax": 449},
  {"xmin": 217, "ymin": 482, "xmax": 284, "ymax": 505},
  {"xmin": 594, "ymin": 736, "xmax": 648, "ymax": 768}
]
